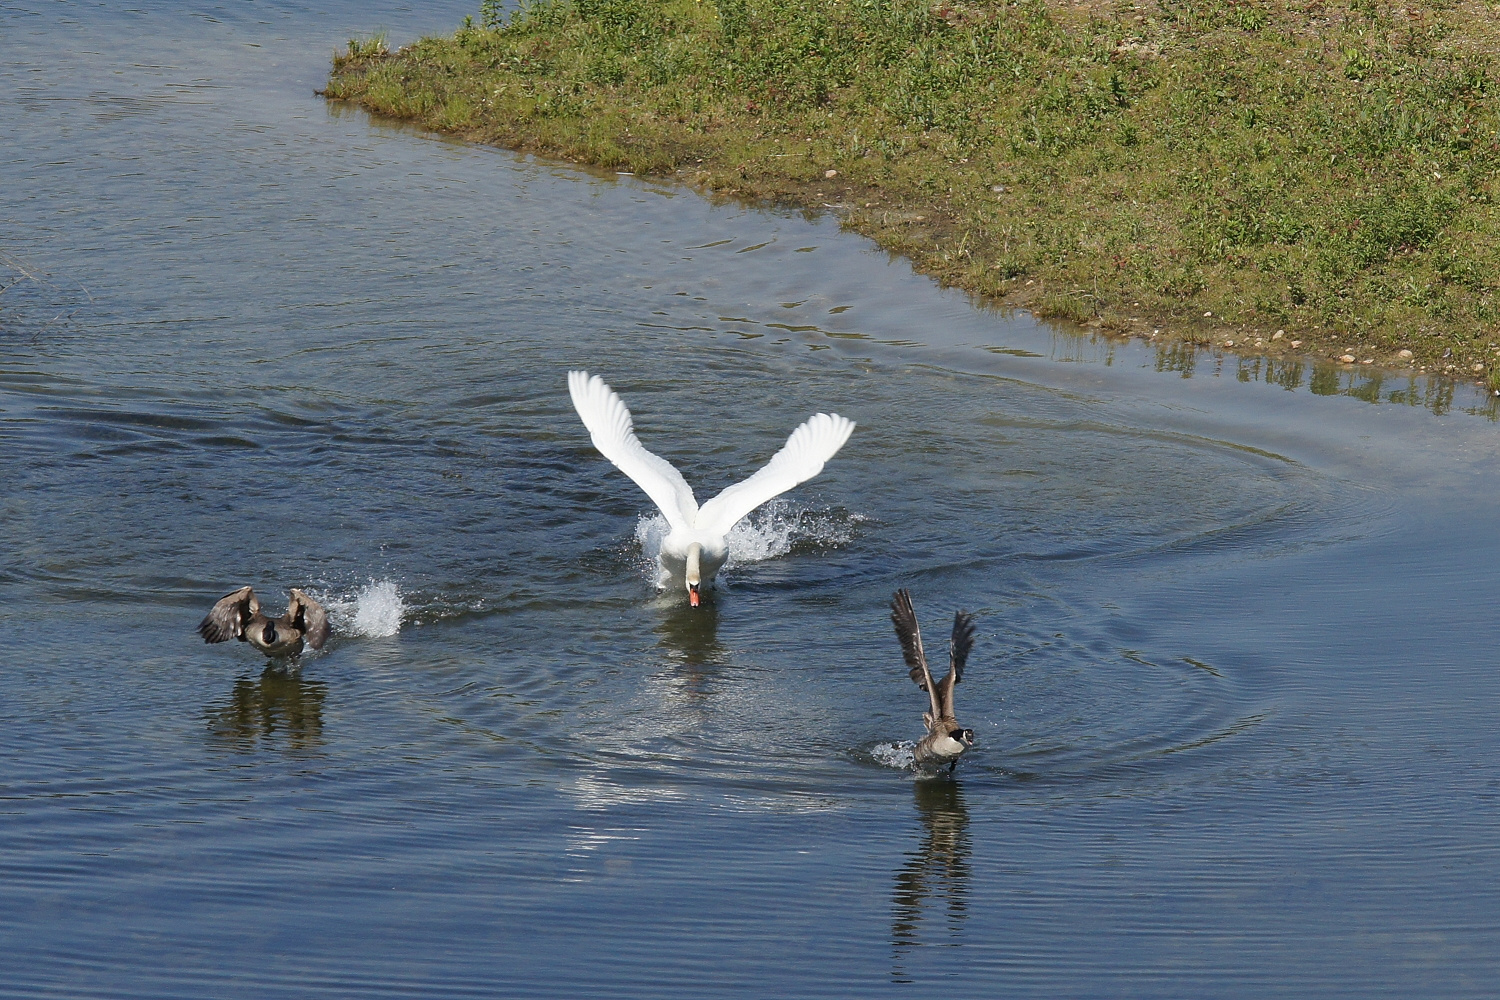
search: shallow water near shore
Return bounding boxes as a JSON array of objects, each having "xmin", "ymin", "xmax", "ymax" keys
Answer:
[{"xmin": 4, "ymin": 2, "xmax": 1500, "ymax": 997}]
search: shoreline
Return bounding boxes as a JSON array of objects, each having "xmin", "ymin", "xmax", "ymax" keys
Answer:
[{"xmin": 324, "ymin": 1, "xmax": 1500, "ymax": 396}]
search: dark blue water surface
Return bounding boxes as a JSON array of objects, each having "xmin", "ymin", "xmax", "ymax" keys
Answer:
[{"xmin": 4, "ymin": 2, "xmax": 1500, "ymax": 997}]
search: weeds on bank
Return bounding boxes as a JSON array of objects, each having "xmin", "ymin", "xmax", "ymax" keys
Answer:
[
  {"xmin": 335, "ymin": 31, "xmax": 389, "ymax": 68},
  {"xmin": 326, "ymin": 1, "xmax": 1500, "ymax": 371}
]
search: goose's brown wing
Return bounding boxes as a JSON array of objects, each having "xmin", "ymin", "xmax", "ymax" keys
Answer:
[
  {"xmin": 937, "ymin": 610, "xmax": 976, "ymax": 716},
  {"xmin": 891, "ymin": 589, "xmax": 942, "ymax": 719},
  {"xmin": 287, "ymin": 589, "xmax": 330, "ymax": 650},
  {"xmin": 199, "ymin": 586, "xmax": 257, "ymax": 643}
]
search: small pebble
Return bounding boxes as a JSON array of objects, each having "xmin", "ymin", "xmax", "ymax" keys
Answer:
[
  {"xmin": 1398, "ymin": 349, "xmax": 1413, "ymax": 359},
  {"xmin": 1475, "ymin": 363, "xmax": 1486, "ymax": 372},
  {"xmin": 1224, "ymin": 340, "xmax": 1235, "ymax": 347},
  {"xmin": 991, "ymin": 184, "xmax": 1007, "ymax": 193},
  {"xmin": 1339, "ymin": 354, "xmax": 1356, "ymax": 363},
  {"xmin": 1361, "ymin": 358, "xmax": 1373, "ymax": 364},
  {"xmin": 1273, "ymin": 330, "xmax": 1285, "ymax": 340},
  {"xmin": 1203, "ymin": 311, "xmax": 1213, "ymax": 317},
  {"xmin": 1289, "ymin": 340, "xmax": 1302, "ymax": 348},
  {"xmin": 824, "ymin": 169, "xmax": 838, "ymax": 179}
]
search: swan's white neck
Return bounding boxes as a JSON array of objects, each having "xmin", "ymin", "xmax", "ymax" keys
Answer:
[{"xmin": 685, "ymin": 543, "xmax": 703, "ymax": 607}]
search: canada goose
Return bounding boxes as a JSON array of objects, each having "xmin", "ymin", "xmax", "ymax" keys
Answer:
[
  {"xmin": 568, "ymin": 370, "xmax": 855, "ymax": 606},
  {"xmin": 198, "ymin": 587, "xmax": 330, "ymax": 659},
  {"xmin": 890, "ymin": 589, "xmax": 976, "ymax": 771}
]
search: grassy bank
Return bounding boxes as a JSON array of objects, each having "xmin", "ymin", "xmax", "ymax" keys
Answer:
[{"xmin": 325, "ymin": 1, "xmax": 1500, "ymax": 385}]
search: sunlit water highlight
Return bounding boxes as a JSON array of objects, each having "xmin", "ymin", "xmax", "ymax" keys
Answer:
[{"xmin": 2, "ymin": 2, "xmax": 1500, "ymax": 999}]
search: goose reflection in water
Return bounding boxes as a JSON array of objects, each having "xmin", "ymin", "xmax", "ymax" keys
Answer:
[
  {"xmin": 205, "ymin": 669, "xmax": 327, "ymax": 753},
  {"xmin": 652, "ymin": 598, "xmax": 726, "ymax": 699},
  {"xmin": 892, "ymin": 778, "xmax": 971, "ymax": 983}
]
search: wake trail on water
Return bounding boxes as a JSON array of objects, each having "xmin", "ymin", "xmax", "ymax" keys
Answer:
[{"xmin": 633, "ymin": 499, "xmax": 863, "ymax": 587}]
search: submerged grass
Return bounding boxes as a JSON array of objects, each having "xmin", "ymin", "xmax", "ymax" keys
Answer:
[{"xmin": 326, "ymin": 1, "xmax": 1500, "ymax": 380}]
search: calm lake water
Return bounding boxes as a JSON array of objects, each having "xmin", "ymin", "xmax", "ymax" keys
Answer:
[{"xmin": 4, "ymin": 2, "xmax": 1500, "ymax": 997}]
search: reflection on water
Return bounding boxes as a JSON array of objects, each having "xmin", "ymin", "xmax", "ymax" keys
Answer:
[
  {"xmin": 892, "ymin": 778, "xmax": 971, "ymax": 983},
  {"xmin": 654, "ymin": 600, "xmax": 725, "ymax": 697},
  {"xmin": 1154, "ymin": 338, "xmax": 1199, "ymax": 378},
  {"xmin": 1000, "ymin": 321, "xmax": 1496, "ymax": 418},
  {"xmin": 1142, "ymin": 339, "xmax": 1478, "ymax": 416},
  {"xmin": 205, "ymin": 670, "xmax": 327, "ymax": 754}
]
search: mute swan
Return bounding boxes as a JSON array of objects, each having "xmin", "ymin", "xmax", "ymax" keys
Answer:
[
  {"xmin": 568, "ymin": 370, "xmax": 855, "ymax": 606},
  {"xmin": 199, "ymin": 587, "xmax": 330, "ymax": 658},
  {"xmin": 890, "ymin": 589, "xmax": 977, "ymax": 770}
]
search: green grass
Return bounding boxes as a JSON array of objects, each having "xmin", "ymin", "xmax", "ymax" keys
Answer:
[
  {"xmin": 326, "ymin": 0, "xmax": 1500, "ymax": 377},
  {"xmin": 342, "ymin": 31, "xmax": 389, "ymax": 61}
]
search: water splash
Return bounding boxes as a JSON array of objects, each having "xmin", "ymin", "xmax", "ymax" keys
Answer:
[
  {"xmin": 633, "ymin": 516, "xmax": 671, "ymax": 585},
  {"xmin": 321, "ymin": 579, "xmax": 406, "ymax": 638},
  {"xmin": 870, "ymin": 741, "xmax": 917, "ymax": 770},
  {"xmin": 723, "ymin": 500, "xmax": 859, "ymax": 567},
  {"xmin": 633, "ymin": 500, "xmax": 862, "ymax": 587}
]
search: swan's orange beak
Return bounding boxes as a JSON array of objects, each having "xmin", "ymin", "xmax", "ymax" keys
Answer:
[{"xmin": 688, "ymin": 584, "xmax": 700, "ymax": 607}]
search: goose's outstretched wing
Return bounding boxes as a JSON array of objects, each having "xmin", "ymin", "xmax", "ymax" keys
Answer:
[
  {"xmin": 938, "ymin": 611, "xmax": 975, "ymax": 716},
  {"xmin": 694, "ymin": 412, "xmax": 855, "ymax": 536},
  {"xmin": 199, "ymin": 586, "xmax": 257, "ymax": 643},
  {"xmin": 891, "ymin": 589, "xmax": 942, "ymax": 720},
  {"xmin": 568, "ymin": 371, "xmax": 699, "ymax": 533},
  {"xmin": 288, "ymin": 589, "xmax": 330, "ymax": 651}
]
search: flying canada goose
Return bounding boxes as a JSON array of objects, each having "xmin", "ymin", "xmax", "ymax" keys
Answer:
[
  {"xmin": 198, "ymin": 587, "xmax": 330, "ymax": 659},
  {"xmin": 890, "ymin": 588, "xmax": 976, "ymax": 771},
  {"xmin": 568, "ymin": 370, "xmax": 855, "ymax": 607}
]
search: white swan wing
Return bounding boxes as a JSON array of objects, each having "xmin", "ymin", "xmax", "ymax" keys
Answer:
[
  {"xmin": 568, "ymin": 371, "xmax": 698, "ymax": 533},
  {"xmin": 695, "ymin": 412, "xmax": 855, "ymax": 536}
]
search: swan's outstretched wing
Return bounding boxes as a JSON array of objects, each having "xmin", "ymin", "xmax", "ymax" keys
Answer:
[
  {"xmin": 891, "ymin": 589, "xmax": 942, "ymax": 721},
  {"xmin": 199, "ymin": 586, "xmax": 257, "ymax": 643},
  {"xmin": 568, "ymin": 371, "xmax": 698, "ymax": 533},
  {"xmin": 938, "ymin": 611, "xmax": 975, "ymax": 716},
  {"xmin": 694, "ymin": 411, "xmax": 854, "ymax": 536},
  {"xmin": 288, "ymin": 589, "xmax": 330, "ymax": 651}
]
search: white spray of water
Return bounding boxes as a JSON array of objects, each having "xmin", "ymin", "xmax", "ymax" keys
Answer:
[
  {"xmin": 723, "ymin": 510, "xmax": 801, "ymax": 565},
  {"xmin": 633, "ymin": 516, "xmax": 672, "ymax": 586},
  {"xmin": 633, "ymin": 500, "xmax": 861, "ymax": 588},
  {"xmin": 870, "ymin": 741, "xmax": 917, "ymax": 770},
  {"xmin": 322, "ymin": 578, "xmax": 406, "ymax": 638}
]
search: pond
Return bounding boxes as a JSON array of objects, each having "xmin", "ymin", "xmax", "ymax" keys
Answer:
[{"xmin": 3, "ymin": 2, "xmax": 1498, "ymax": 997}]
